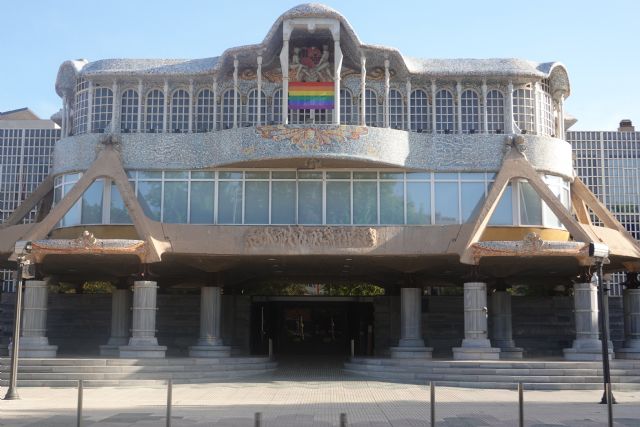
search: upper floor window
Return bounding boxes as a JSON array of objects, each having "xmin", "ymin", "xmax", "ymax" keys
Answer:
[
  {"xmin": 364, "ymin": 88, "xmax": 379, "ymax": 127},
  {"xmin": 340, "ymin": 88, "xmax": 353, "ymax": 125},
  {"xmin": 410, "ymin": 89, "xmax": 429, "ymax": 132},
  {"xmin": 460, "ymin": 90, "xmax": 479, "ymax": 134},
  {"xmin": 435, "ymin": 89, "xmax": 454, "ymax": 134},
  {"xmin": 170, "ymin": 89, "xmax": 190, "ymax": 133},
  {"xmin": 145, "ymin": 89, "xmax": 164, "ymax": 133},
  {"xmin": 486, "ymin": 90, "xmax": 504, "ymax": 134},
  {"xmin": 73, "ymin": 78, "xmax": 89, "ymax": 135},
  {"xmin": 195, "ymin": 89, "xmax": 215, "ymax": 132},
  {"xmin": 513, "ymin": 87, "xmax": 535, "ymax": 134},
  {"xmin": 91, "ymin": 87, "xmax": 113, "ymax": 133},
  {"xmin": 272, "ymin": 89, "xmax": 283, "ymax": 124},
  {"xmin": 120, "ymin": 89, "xmax": 139, "ymax": 133},
  {"xmin": 389, "ymin": 89, "xmax": 404, "ymax": 130},
  {"xmin": 246, "ymin": 89, "xmax": 267, "ymax": 126},
  {"xmin": 220, "ymin": 89, "xmax": 234, "ymax": 129}
]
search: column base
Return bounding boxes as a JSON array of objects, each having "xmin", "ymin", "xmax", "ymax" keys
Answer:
[
  {"xmin": 452, "ymin": 346, "xmax": 500, "ymax": 360},
  {"xmin": 11, "ymin": 338, "xmax": 58, "ymax": 358},
  {"xmin": 119, "ymin": 344, "xmax": 167, "ymax": 358},
  {"xmin": 100, "ymin": 337, "xmax": 129, "ymax": 357},
  {"xmin": 188, "ymin": 345, "xmax": 231, "ymax": 358},
  {"xmin": 390, "ymin": 346, "xmax": 433, "ymax": 359},
  {"xmin": 499, "ymin": 347, "xmax": 524, "ymax": 360},
  {"xmin": 563, "ymin": 347, "xmax": 614, "ymax": 361},
  {"xmin": 616, "ymin": 348, "xmax": 640, "ymax": 359}
]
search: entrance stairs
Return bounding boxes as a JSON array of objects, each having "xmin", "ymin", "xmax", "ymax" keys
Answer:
[
  {"xmin": 344, "ymin": 357, "xmax": 640, "ymax": 390},
  {"xmin": 0, "ymin": 356, "xmax": 276, "ymax": 387}
]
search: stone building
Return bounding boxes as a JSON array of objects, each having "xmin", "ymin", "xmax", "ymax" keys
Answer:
[{"xmin": 1, "ymin": 4, "xmax": 639, "ymax": 371}]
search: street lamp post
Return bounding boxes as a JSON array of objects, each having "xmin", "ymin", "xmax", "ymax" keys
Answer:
[{"xmin": 4, "ymin": 241, "xmax": 33, "ymax": 400}]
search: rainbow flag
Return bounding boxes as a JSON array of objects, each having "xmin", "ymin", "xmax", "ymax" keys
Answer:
[{"xmin": 289, "ymin": 82, "xmax": 334, "ymax": 110}]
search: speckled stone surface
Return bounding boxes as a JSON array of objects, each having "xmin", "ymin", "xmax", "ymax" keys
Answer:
[{"xmin": 52, "ymin": 127, "xmax": 573, "ymax": 178}]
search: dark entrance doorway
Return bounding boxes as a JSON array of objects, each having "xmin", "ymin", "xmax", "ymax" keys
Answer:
[{"xmin": 250, "ymin": 297, "xmax": 374, "ymax": 357}]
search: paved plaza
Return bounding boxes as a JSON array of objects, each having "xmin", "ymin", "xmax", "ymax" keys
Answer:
[{"xmin": 1, "ymin": 360, "xmax": 639, "ymax": 426}]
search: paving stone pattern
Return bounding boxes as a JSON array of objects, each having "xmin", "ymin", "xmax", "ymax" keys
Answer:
[{"xmin": 1, "ymin": 359, "xmax": 639, "ymax": 426}]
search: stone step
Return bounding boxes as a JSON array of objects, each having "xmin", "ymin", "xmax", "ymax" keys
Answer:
[
  {"xmin": 349, "ymin": 358, "xmax": 640, "ymax": 370},
  {"xmin": 0, "ymin": 362, "xmax": 277, "ymax": 374},
  {"xmin": 0, "ymin": 356, "xmax": 272, "ymax": 367}
]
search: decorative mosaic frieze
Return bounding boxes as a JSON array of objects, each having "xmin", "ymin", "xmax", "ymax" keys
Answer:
[{"xmin": 245, "ymin": 226, "xmax": 377, "ymax": 249}]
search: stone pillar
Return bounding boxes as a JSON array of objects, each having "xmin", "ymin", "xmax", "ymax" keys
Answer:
[
  {"xmin": 456, "ymin": 81, "xmax": 463, "ymax": 134},
  {"xmin": 163, "ymin": 79, "xmax": 169, "ymax": 133},
  {"xmin": 188, "ymin": 79, "xmax": 194, "ymax": 133},
  {"xmin": 233, "ymin": 58, "xmax": 239, "ymax": 128},
  {"xmin": 618, "ymin": 276, "xmax": 640, "ymax": 359},
  {"xmin": 383, "ymin": 59, "xmax": 390, "ymax": 128},
  {"xmin": 279, "ymin": 34, "xmax": 290, "ymax": 125},
  {"xmin": 481, "ymin": 80, "xmax": 488, "ymax": 134},
  {"xmin": 17, "ymin": 279, "xmax": 58, "ymax": 357},
  {"xmin": 430, "ymin": 80, "xmax": 437, "ymax": 134},
  {"xmin": 333, "ymin": 39, "xmax": 342, "ymax": 125},
  {"xmin": 212, "ymin": 77, "xmax": 218, "ymax": 131},
  {"xmin": 189, "ymin": 286, "xmax": 230, "ymax": 357},
  {"xmin": 505, "ymin": 81, "xmax": 514, "ymax": 134},
  {"xmin": 137, "ymin": 79, "xmax": 143, "ymax": 133},
  {"xmin": 111, "ymin": 80, "xmax": 120, "ymax": 133},
  {"xmin": 99, "ymin": 286, "xmax": 131, "ymax": 356},
  {"xmin": 87, "ymin": 80, "xmax": 94, "ymax": 133},
  {"xmin": 564, "ymin": 280, "xmax": 612, "ymax": 360},
  {"xmin": 257, "ymin": 55, "xmax": 263, "ymax": 126},
  {"xmin": 490, "ymin": 290, "xmax": 523, "ymax": 359},
  {"xmin": 406, "ymin": 79, "xmax": 412, "ymax": 131},
  {"xmin": 453, "ymin": 282, "xmax": 500, "ymax": 360},
  {"xmin": 119, "ymin": 280, "xmax": 166, "ymax": 358},
  {"xmin": 359, "ymin": 54, "xmax": 366, "ymax": 126},
  {"xmin": 390, "ymin": 287, "xmax": 432, "ymax": 358}
]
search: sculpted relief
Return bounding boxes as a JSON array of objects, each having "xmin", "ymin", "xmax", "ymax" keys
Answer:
[
  {"xmin": 290, "ymin": 46, "xmax": 333, "ymax": 82},
  {"xmin": 245, "ymin": 226, "xmax": 377, "ymax": 249}
]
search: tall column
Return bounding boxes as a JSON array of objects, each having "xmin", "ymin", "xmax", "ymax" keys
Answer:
[
  {"xmin": 564, "ymin": 279, "xmax": 612, "ymax": 360},
  {"xmin": 490, "ymin": 289, "xmax": 523, "ymax": 359},
  {"xmin": 163, "ymin": 79, "xmax": 169, "ymax": 133},
  {"xmin": 257, "ymin": 55, "xmax": 263, "ymax": 126},
  {"xmin": 405, "ymin": 79, "xmax": 411, "ymax": 131},
  {"xmin": 111, "ymin": 80, "xmax": 120, "ymax": 133},
  {"xmin": 233, "ymin": 58, "xmax": 239, "ymax": 128},
  {"xmin": 279, "ymin": 33, "xmax": 290, "ymax": 125},
  {"xmin": 430, "ymin": 80, "xmax": 437, "ymax": 134},
  {"xmin": 188, "ymin": 79, "xmax": 194, "ymax": 133},
  {"xmin": 383, "ymin": 59, "xmax": 390, "ymax": 128},
  {"xmin": 456, "ymin": 81, "xmax": 463, "ymax": 134},
  {"xmin": 100, "ymin": 285, "xmax": 131, "ymax": 356},
  {"xmin": 453, "ymin": 282, "xmax": 500, "ymax": 360},
  {"xmin": 558, "ymin": 94, "xmax": 566, "ymax": 138},
  {"xmin": 505, "ymin": 81, "xmax": 515, "ymax": 134},
  {"xmin": 333, "ymin": 39, "xmax": 343, "ymax": 125},
  {"xmin": 61, "ymin": 95, "xmax": 68, "ymax": 137},
  {"xmin": 119, "ymin": 280, "xmax": 166, "ymax": 358},
  {"xmin": 17, "ymin": 279, "xmax": 58, "ymax": 357},
  {"xmin": 618, "ymin": 273, "xmax": 640, "ymax": 359},
  {"xmin": 481, "ymin": 80, "xmax": 488, "ymax": 133},
  {"xmin": 390, "ymin": 287, "xmax": 432, "ymax": 358},
  {"xmin": 359, "ymin": 54, "xmax": 366, "ymax": 126},
  {"xmin": 533, "ymin": 81, "xmax": 541, "ymax": 135},
  {"xmin": 137, "ymin": 79, "xmax": 143, "ymax": 133},
  {"xmin": 189, "ymin": 286, "xmax": 230, "ymax": 357},
  {"xmin": 87, "ymin": 80, "xmax": 94, "ymax": 133},
  {"xmin": 212, "ymin": 77, "xmax": 218, "ymax": 130}
]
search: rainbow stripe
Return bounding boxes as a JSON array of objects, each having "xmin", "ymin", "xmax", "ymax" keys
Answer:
[{"xmin": 289, "ymin": 82, "xmax": 334, "ymax": 110}]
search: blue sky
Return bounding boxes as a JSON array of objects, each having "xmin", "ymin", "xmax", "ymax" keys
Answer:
[{"xmin": 1, "ymin": 0, "xmax": 638, "ymax": 130}]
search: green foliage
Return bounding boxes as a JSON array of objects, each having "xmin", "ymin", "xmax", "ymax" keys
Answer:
[{"xmin": 83, "ymin": 281, "xmax": 114, "ymax": 293}]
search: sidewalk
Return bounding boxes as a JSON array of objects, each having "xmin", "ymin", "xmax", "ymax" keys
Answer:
[{"xmin": 1, "ymin": 375, "xmax": 639, "ymax": 426}]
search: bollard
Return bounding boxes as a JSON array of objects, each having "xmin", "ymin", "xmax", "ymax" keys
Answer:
[
  {"xmin": 254, "ymin": 412, "xmax": 262, "ymax": 427},
  {"xmin": 430, "ymin": 381, "xmax": 435, "ymax": 426},
  {"xmin": 166, "ymin": 379, "xmax": 172, "ymax": 427},
  {"xmin": 518, "ymin": 382, "xmax": 523, "ymax": 427},
  {"xmin": 606, "ymin": 383, "xmax": 613, "ymax": 427},
  {"xmin": 76, "ymin": 380, "xmax": 83, "ymax": 427},
  {"xmin": 350, "ymin": 339, "xmax": 355, "ymax": 358},
  {"xmin": 340, "ymin": 412, "xmax": 348, "ymax": 427},
  {"xmin": 268, "ymin": 338, "xmax": 273, "ymax": 360}
]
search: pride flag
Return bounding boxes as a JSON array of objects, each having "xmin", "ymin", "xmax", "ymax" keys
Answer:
[{"xmin": 288, "ymin": 82, "xmax": 334, "ymax": 110}]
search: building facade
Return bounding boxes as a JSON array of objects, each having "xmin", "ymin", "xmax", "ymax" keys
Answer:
[{"xmin": 1, "ymin": 4, "xmax": 640, "ymax": 363}]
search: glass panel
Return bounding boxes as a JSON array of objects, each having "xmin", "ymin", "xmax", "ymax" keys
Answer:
[
  {"xmin": 298, "ymin": 181, "xmax": 322, "ymax": 224},
  {"xmin": 353, "ymin": 172, "xmax": 377, "ymax": 180},
  {"xmin": 218, "ymin": 181, "xmax": 243, "ymax": 224},
  {"xmin": 434, "ymin": 182, "xmax": 458, "ymax": 224},
  {"xmin": 219, "ymin": 171, "xmax": 242, "ymax": 179},
  {"xmin": 272, "ymin": 171, "xmax": 296, "ymax": 179},
  {"xmin": 406, "ymin": 182, "xmax": 430, "ymax": 224},
  {"xmin": 460, "ymin": 173, "xmax": 484, "ymax": 181},
  {"xmin": 163, "ymin": 181, "xmax": 188, "ymax": 223},
  {"xmin": 64, "ymin": 173, "xmax": 81, "ymax": 183},
  {"xmin": 81, "ymin": 180, "xmax": 104, "ymax": 224},
  {"xmin": 245, "ymin": 171, "xmax": 269, "ymax": 179},
  {"xmin": 435, "ymin": 173, "xmax": 457, "ymax": 181},
  {"xmin": 406, "ymin": 172, "xmax": 430, "ymax": 180},
  {"xmin": 164, "ymin": 171, "xmax": 188, "ymax": 179},
  {"xmin": 138, "ymin": 171, "xmax": 162, "ymax": 179},
  {"xmin": 298, "ymin": 171, "xmax": 322, "ymax": 179},
  {"xmin": 245, "ymin": 181, "xmax": 269, "ymax": 224},
  {"xmin": 353, "ymin": 181, "xmax": 377, "ymax": 224},
  {"xmin": 326, "ymin": 171, "xmax": 350, "ymax": 179},
  {"xmin": 489, "ymin": 184, "xmax": 513, "ymax": 225},
  {"xmin": 191, "ymin": 171, "xmax": 215, "ymax": 179},
  {"xmin": 190, "ymin": 181, "xmax": 214, "ymax": 224},
  {"xmin": 271, "ymin": 181, "xmax": 296, "ymax": 224},
  {"xmin": 380, "ymin": 172, "xmax": 403, "ymax": 180},
  {"xmin": 62, "ymin": 199, "xmax": 82, "ymax": 227},
  {"xmin": 137, "ymin": 181, "xmax": 162, "ymax": 221},
  {"xmin": 326, "ymin": 181, "xmax": 351, "ymax": 224},
  {"xmin": 54, "ymin": 186, "xmax": 62, "ymax": 203},
  {"xmin": 110, "ymin": 183, "xmax": 132, "ymax": 224},
  {"xmin": 519, "ymin": 181, "xmax": 543, "ymax": 225},
  {"xmin": 380, "ymin": 181, "xmax": 404, "ymax": 224},
  {"xmin": 461, "ymin": 182, "xmax": 485, "ymax": 222}
]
